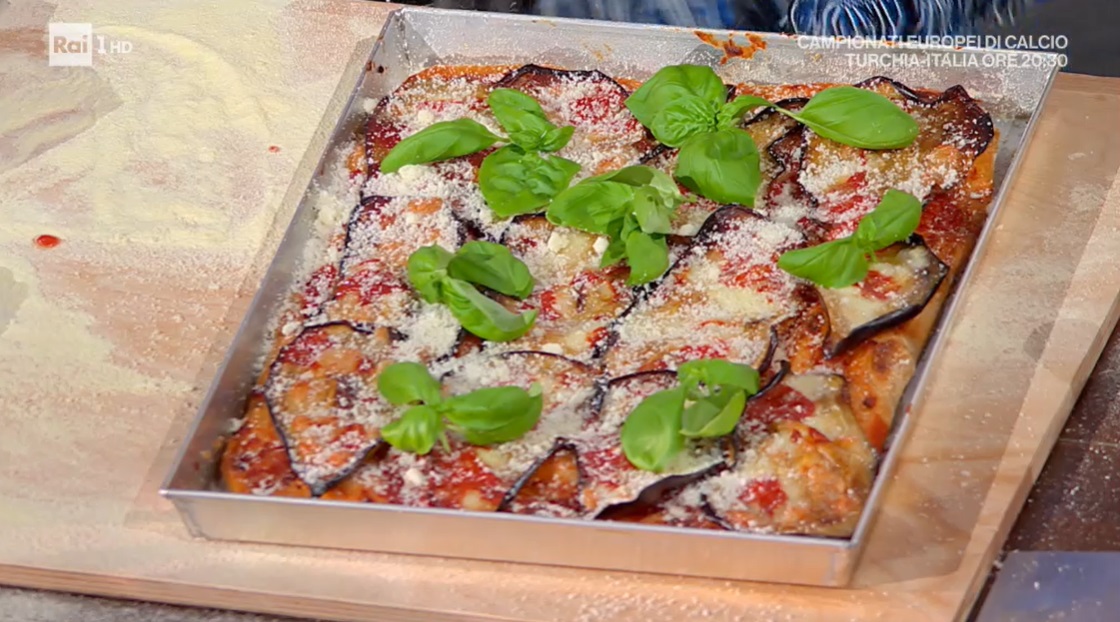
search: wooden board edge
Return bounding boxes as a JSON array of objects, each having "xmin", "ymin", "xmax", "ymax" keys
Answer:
[
  {"xmin": 0, "ymin": 563, "xmax": 516, "ymax": 622},
  {"xmin": 952, "ymin": 175, "xmax": 1120, "ymax": 621}
]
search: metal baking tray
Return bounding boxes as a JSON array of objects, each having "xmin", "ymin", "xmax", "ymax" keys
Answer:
[{"xmin": 162, "ymin": 6, "xmax": 1059, "ymax": 587}]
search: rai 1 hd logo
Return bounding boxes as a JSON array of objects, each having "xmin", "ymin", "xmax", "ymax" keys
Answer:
[{"xmin": 48, "ymin": 23, "xmax": 133, "ymax": 67}]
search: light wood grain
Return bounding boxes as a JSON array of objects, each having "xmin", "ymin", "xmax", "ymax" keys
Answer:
[{"xmin": 1, "ymin": 1, "xmax": 1119, "ymax": 621}]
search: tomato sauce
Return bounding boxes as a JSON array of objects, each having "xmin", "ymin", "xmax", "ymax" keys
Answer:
[
  {"xmin": 279, "ymin": 330, "xmax": 335, "ymax": 367},
  {"xmin": 744, "ymin": 384, "xmax": 816, "ymax": 424},
  {"xmin": 34, "ymin": 234, "xmax": 62, "ymax": 249},
  {"xmin": 724, "ymin": 263, "xmax": 784, "ymax": 294},
  {"xmin": 334, "ymin": 265, "xmax": 407, "ymax": 305},
  {"xmin": 300, "ymin": 264, "xmax": 338, "ymax": 314},
  {"xmin": 428, "ymin": 448, "xmax": 505, "ymax": 510},
  {"xmin": 538, "ymin": 289, "xmax": 562, "ymax": 321},
  {"xmin": 581, "ymin": 445, "xmax": 632, "ymax": 488},
  {"xmin": 741, "ymin": 479, "xmax": 787, "ymax": 515},
  {"xmin": 857, "ymin": 271, "xmax": 898, "ymax": 301}
]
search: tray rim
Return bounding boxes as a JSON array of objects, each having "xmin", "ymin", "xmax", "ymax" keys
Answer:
[{"xmin": 160, "ymin": 5, "xmax": 1060, "ymax": 586}]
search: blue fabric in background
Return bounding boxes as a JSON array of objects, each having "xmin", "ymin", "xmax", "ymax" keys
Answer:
[{"xmin": 532, "ymin": 0, "xmax": 1034, "ymax": 35}]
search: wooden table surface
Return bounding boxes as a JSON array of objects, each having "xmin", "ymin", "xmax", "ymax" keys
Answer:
[{"xmin": 3, "ymin": 1, "xmax": 1120, "ymax": 621}]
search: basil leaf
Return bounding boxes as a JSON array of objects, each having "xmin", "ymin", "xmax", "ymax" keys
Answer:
[
  {"xmin": 443, "ymin": 385, "xmax": 533, "ymax": 430},
  {"xmin": 600, "ymin": 236, "xmax": 627, "ymax": 268},
  {"xmin": 381, "ymin": 404, "xmax": 441, "ymax": 455},
  {"xmin": 442, "ymin": 278, "xmax": 538, "ymax": 342},
  {"xmin": 680, "ymin": 389, "xmax": 747, "ymax": 438},
  {"xmin": 625, "ymin": 65, "xmax": 727, "ymax": 132},
  {"xmin": 677, "ymin": 359, "xmax": 760, "ymax": 394},
  {"xmin": 777, "ymin": 238, "xmax": 869, "ymax": 289},
  {"xmin": 546, "ymin": 180, "xmax": 634, "ymax": 235},
  {"xmin": 487, "ymin": 88, "xmax": 571, "ymax": 152},
  {"xmin": 620, "ymin": 387, "xmax": 686, "ymax": 473},
  {"xmin": 479, "ymin": 146, "xmax": 581, "ymax": 218},
  {"xmin": 675, "ymin": 130, "xmax": 761, "ymax": 206},
  {"xmin": 593, "ymin": 166, "xmax": 683, "ymax": 208},
  {"xmin": 789, "ymin": 86, "xmax": 919, "ymax": 150},
  {"xmin": 448, "ymin": 241, "xmax": 535, "ymax": 299},
  {"xmin": 446, "ymin": 385, "xmax": 543, "ymax": 445},
  {"xmin": 632, "ymin": 187, "xmax": 673, "ymax": 235},
  {"xmin": 380, "ymin": 119, "xmax": 503, "ymax": 174},
  {"xmin": 853, "ymin": 189, "xmax": 922, "ymax": 251},
  {"xmin": 624, "ymin": 230, "xmax": 669, "ymax": 286},
  {"xmin": 406, "ymin": 245, "xmax": 454, "ymax": 303},
  {"xmin": 541, "ymin": 126, "xmax": 575, "ymax": 153},
  {"xmin": 589, "ymin": 165, "xmax": 654, "ymax": 186},
  {"xmin": 618, "ymin": 213, "xmax": 641, "ymax": 247},
  {"xmin": 647, "ymin": 97, "xmax": 720, "ymax": 147},
  {"xmin": 716, "ymin": 94, "xmax": 774, "ymax": 130},
  {"xmin": 377, "ymin": 362, "xmax": 443, "ymax": 406}
]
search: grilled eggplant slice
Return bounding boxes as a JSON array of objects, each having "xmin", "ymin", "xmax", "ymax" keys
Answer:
[
  {"xmin": 263, "ymin": 322, "xmax": 399, "ymax": 496},
  {"xmin": 797, "ymin": 78, "xmax": 995, "ymax": 239},
  {"xmin": 597, "ymin": 363, "xmax": 788, "ymax": 528},
  {"xmin": 638, "ymin": 98, "xmax": 809, "ymax": 235},
  {"xmin": 739, "ymin": 98, "xmax": 808, "ymax": 189},
  {"xmin": 347, "ymin": 351, "xmax": 600, "ymax": 512},
  {"xmin": 816, "ymin": 237, "xmax": 949, "ymax": 357},
  {"xmin": 698, "ymin": 373, "xmax": 875, "ymax": 535},
  {"xmin": 499, "ymin": 439, "xmax": 584, "ymax": 518},
  {"xmin": 363, "ymin": 67, "xmax": 508, "ymax": 237},
  {"xmin": 492, "ymin": 216, "xmax": 633, "ymax": 362},
  {"xmin": 495, "ymin": 64, "xmax": 652, "ymax": 175},
  {"xmin": 440, "ymin": 351, "xmax": 600, "ymax": 482},
  {"xmin": 773, "ymin": 285, "xmax": 830, "ymax": 374},
  {"xmin": 344, "ymin": 438, "xmax": 508, "ymax": 510},
  {"xmin": 221, "ymin": 392, "xmax": 311, "ymax": 498},
  {"xmin": 320, "ymin": 194, "xmax": 464, "ymax": 328},
  {"xmin": 599, "ymin": 498, "xmax": 729, "ymax": 530},
  {"xmin": 604, "ymin": 207, "xmax": 801, "ymax": 377},
  {"xmin": 573, "ymin": 371, "xmax": 732, "ymax": 517}
]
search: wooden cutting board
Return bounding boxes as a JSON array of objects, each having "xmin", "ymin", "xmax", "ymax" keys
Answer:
[{"xmin": 2, "ymin": 1, "xmax": 1119, "ymax": 621}]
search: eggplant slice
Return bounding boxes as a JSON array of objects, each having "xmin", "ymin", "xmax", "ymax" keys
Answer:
[
  {"xmin": 796, "ymin": 78, "xmax": 995, "ymax": 238},
  {"xmin": 440, "ymin": 351, "xmax": 601, "ymax": 482},
  {"xmin": 499, "ymin": 439, "xmax": 584, "ymax": 518},
  {"xmin": 489, "ymin": 215, "xmax": 634, "ymax": 362},
  {"xmin": 568, "ymin": 371, "xmax": 733, "ymax": 517},
  {"xmin": 816, "ymin": 236, "xmax": 949, "ymax": 357},
  {"xmin": 318, "ymin": 194, "xmax": 464, "ymax": 329},
  {"xmin": 345, "ymin": 351, "xmax": 600, "ymax": 512},
  {"xmin": 690, "ymin": 373, "xmax": 875, "ymax": 536},
  {"xmin": 592, "ymin": 363, "xmax": 788, "ymax": 528},
  {"xmin": 603, "ymin": 207, "xmax": 802, "ymax": 377},
  {"xmin": 263, "ymin": 322, "xmax": 400, "ymax": 496},
  {"xmin": 638, "ymin": 97, "xmax": 809, "ymax": 235},
  {"xmin": 221, "ymin": 391, "xmax": 311, "ymax": 498},
  {"xmin": 494, "ymin": 64, "xmax": 655, "ymax": 175},
  {"xmin": 363, "ymin": 67, "xmax": 509, "ymax": 238},
  {"xmin": 772, "ymin": 285, "xmax": 830, "ymax": 374}
]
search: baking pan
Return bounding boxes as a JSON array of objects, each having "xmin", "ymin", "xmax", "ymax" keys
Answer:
[{"xmin": 162, "ymin": 6, "xmax": 1059, "ymax": 587}]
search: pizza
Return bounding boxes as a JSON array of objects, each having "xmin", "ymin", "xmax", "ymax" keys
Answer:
[{"xmin": 220, "ymin": 62, "xmax": 996, "ymax": 537}]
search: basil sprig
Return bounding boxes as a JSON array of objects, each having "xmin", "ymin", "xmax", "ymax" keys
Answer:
[
  {"xmin": 625, "ymin": 65, "xmax": 920, "ymax": 206},
  {"xmin": 377, "ymin": 362, "xmax": 543, "ymax": 455},
  {"xmin": 546, "ymin": 165, "xmax": 683, "ymax": 286},
  {"xmin": 379, "ymin": 88, "xmax": 580, "ymax": 218},
  {"xmin": 719, "ymin": 86, "xmax": 920, "ymax": 150},
  {"xmin": 380, "ymin": 119, "xmax": 503, "ymax": 174},
  {"xmin": 620, "ymin": 359, "xmax": 760, "ymax": 472},
  {"xmin": 777, "ymin": 189, "xmax": 923, "ymax": 288},
  {"xmin": 479, "ymin": 145, "xmax": 581, "ymax": 218},
  {"xmin": 407, "ymin": 242, "xmax": 537, "ymax": 342},
  {"xmin": 487, "ymin": 88, "xmax": 574, "ymax": 153},
  {"xmin": 624, "ymin": 65, "xmax": 759, "ymax": 206}
]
